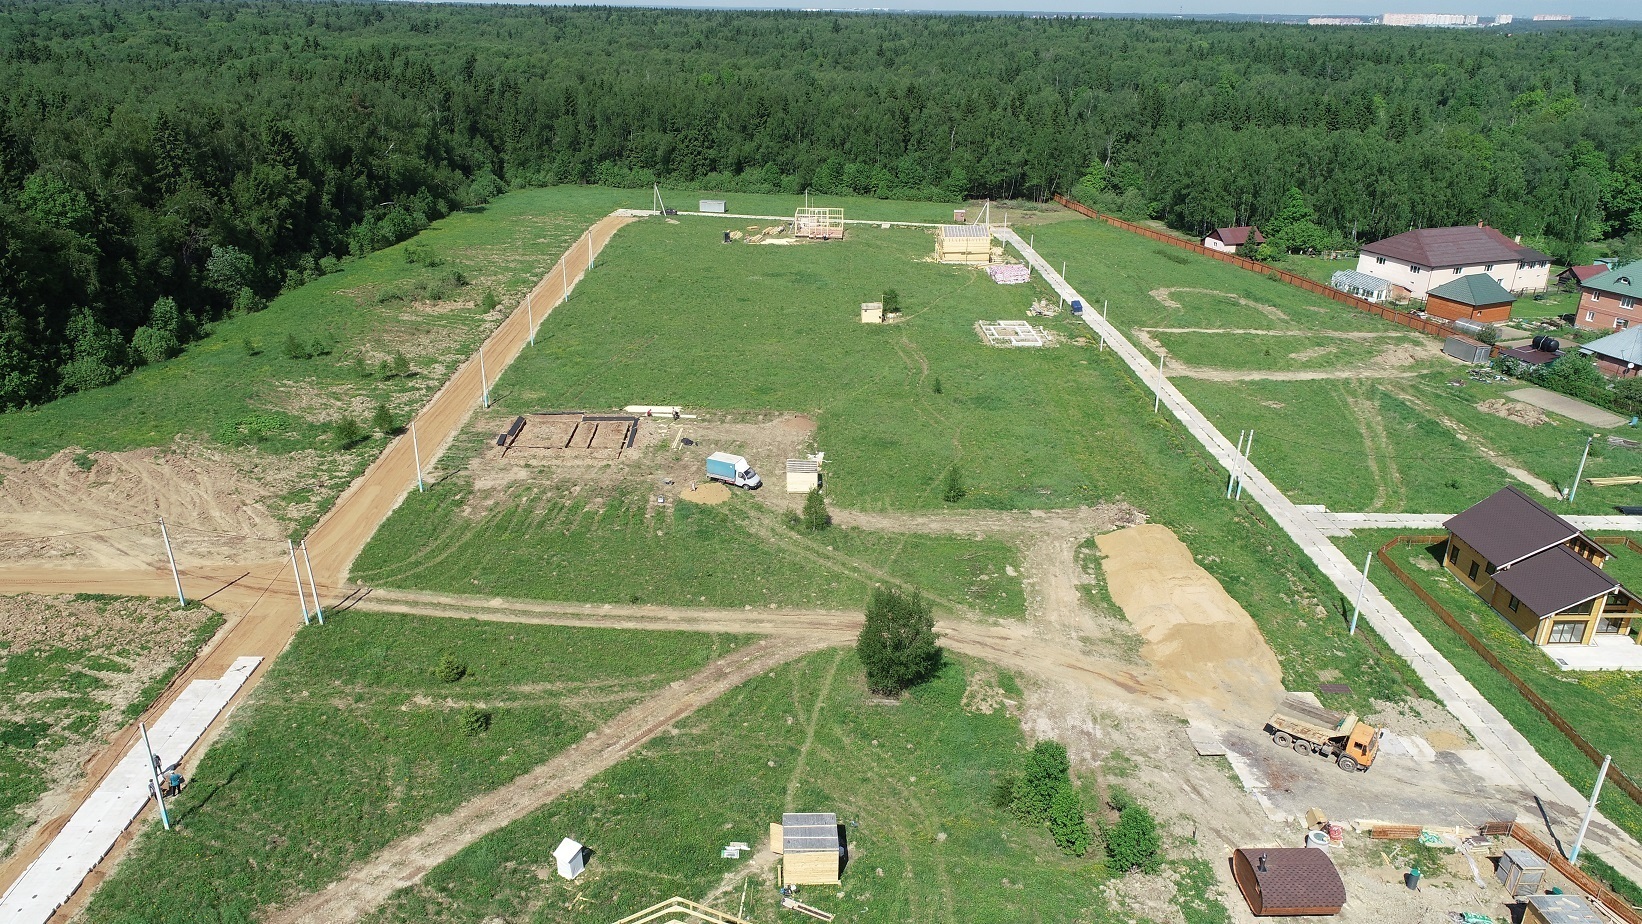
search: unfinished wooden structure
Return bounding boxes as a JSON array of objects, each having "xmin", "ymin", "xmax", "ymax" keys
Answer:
[
  {"xmin": 937, "ymin": 223, "xmax": 992, "ymax": 264},
  {"xmin": 1231, "ymin": 847, "xmax": 1346, "ymax": 916},
  {"xmin": 793, "ymin": 207, "xmax": 844, "ymax": 240},
  {"xmin": 608, "ymin": 897, "xmax": 752, "ymax": 924},
  {"xmin": 1524, "ymin": 894, "xmax": 1604, "ymax": 924},
  {"xmin": 786, "ymin": 457, "xmax": 821, "ymax": 493},
  {"xmin": 498, "ymin": 412, "xmax": 638, "ymax": 459},
  {"xmin": 771, "ymin": 812, "xmax": 842, "ymax": 885},
  {"xmin": 860, "ymin": 301, "xmax": 883, "ymax": 324}
]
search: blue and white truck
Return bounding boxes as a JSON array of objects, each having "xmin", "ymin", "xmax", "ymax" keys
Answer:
[{"xmin": 705, "ymin": 452, "xmax": 762, "ymax": 489}]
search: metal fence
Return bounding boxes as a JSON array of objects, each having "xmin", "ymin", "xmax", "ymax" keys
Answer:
[
  {"xmin": 1483, "ymin": 821, "xmax": 1642, "ymax": 922},
  {"xmin": 1050, "ymin": 195, "xmax": 1457, "ymax": 339},
  {"xmin": 1375, "ymin": 535, "xmax": 1642, "ymax": 810}
]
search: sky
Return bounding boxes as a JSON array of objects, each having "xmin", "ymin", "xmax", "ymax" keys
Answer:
[{"xmin": 500, "ymin": 0, "xmax": 1634, "ymax": 21}]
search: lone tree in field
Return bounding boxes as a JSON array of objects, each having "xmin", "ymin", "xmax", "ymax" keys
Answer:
[
  {"xmin": 372, "ymin": 400, "xmax": 397, "ymax": 434},
  {"xmin": 332, "ymin": 415, "xmax": 364, "ymax": 446},
  {"xmin": 800, "ymin": 487, "xmax": 830, "ymax": 532},
  {"xmin": 882, "ymin": 289, "xmax": 901, "ymax": 315},
  {"xmin": 941, "ymin": 464, "xmax": 966, "ymax": 503},
  {"xmin": 856, "ymin": 587, "xmax": 942, "ymax": 694}
]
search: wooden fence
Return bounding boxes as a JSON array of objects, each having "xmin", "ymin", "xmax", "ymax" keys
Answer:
[
  {"xmin": 1375, "ymin": 535, "xmax": 1642, "ymax": 810},
  {"xmin": 1483, "ymin": 821, "xmax": 1642, "ymax": 924},
  {"xmin": 1050, "ymin": 195, "xmax": 1457, "ymax": 339}
]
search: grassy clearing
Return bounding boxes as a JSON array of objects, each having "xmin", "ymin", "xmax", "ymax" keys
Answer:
[
  {"xmin": 362, "ymin": 652, "xmax": 1216, "ymax": 924},
  {"xmin": 1335, "ymin": 530, "xmax": 1642, "ymax": 843},
  {"xmin": 1155, "ymin": 331, "xmax": 1420, "ymax": 374},
  {"xmin": 79, "ymin": 612, "xmax": 750, "ymax": 924},
  {"xmin": 0, "ymin": 595, "xmax": 219, "ymax": 858}
]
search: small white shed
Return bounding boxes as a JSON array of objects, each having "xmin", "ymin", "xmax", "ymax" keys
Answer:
[
  {"xmin": 554, "ymin": 837, "xmax": 585, "ymax": 880},
  {"xmin": 700, "ymin": 199, "xmax": 727, "ymax": 213},
  {"xmin": 860, "ymin": 302, "xmax": 883, "ymax": 324},
  {"xmin": 786, "ymin": 458, "xmax": 821, "ymax": 494}
]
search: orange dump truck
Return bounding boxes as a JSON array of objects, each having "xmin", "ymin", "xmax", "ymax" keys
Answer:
[{"xmin": 1266, "ymin": 695, "xmax": 1383, "ymax": 772}]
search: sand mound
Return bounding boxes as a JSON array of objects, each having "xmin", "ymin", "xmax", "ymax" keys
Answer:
[
  {"xmin": 1094, "ymin": 524, "xmax": 1284, "ymax": 721},
  {"xmin": 1477, "ymin": 398, "xmax": 1549, "ymax": 427},
  {"xmin": 679, "ymin": 482, "xmax": 732, "ymax": 505}
]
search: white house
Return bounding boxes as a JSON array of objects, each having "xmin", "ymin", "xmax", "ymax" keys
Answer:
[
  {"xmin": 1356, "ymin": 224, "xmax": 1551, "ymax": 301},
  {"xmin": 1203, "ymin": 226, "xmax": 1264, "ymax": 253}
]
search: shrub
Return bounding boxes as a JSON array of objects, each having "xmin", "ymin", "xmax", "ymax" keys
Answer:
[
  {"xmin": 931, "ymin": 376, "xmax": 943, "ymax": 394},
  {"xmin": 941, "ymin": 465, "xmax": 966, "ymax": 503},
  {"xmin": 856, "ymin": 586, "xmax": 942, "ymax": 694},
  {"xmin": 882, "ymin": 288, "xmax": 901, "ymax": 315},
  {"xmin": 392, "ymin": 352, "xmax": 411, "ymax": 377},
  {"xmin": 459, "ymin": 706, "xmax": 492, "ymax": 736},
  {"xmin": 433, "ymin": 654, "xmax": 467, "ymax": 683},
  {"xmin": 800, "ymin": 488, "xmax": 831, "ymax": 532},
  {"xmin": 232, "ymin": 286, "xmax": 267, "ymax": 314},
  {"xmin": 352, "ymin": 355, "xmax": 369, "ymax": 378},
  {"xmin": 1012, "ymin": 740, "xmax": 1071, "ymax": 824},
  {"xmin": 283, "ymin": 333, "xmax": 309, "ymax": 360},
  {"xmin": 242, "ymin": 338, "xmax": 259, "ymax": 356},
  {"xmin": 1105, "ymin": 799, "xmax": 1162, "ymax": 873},
  {"xmin": 479, "ymin": 290, "xmax": 499, "ymax": 314},
  {"xmin": 1047, "ymin": 785, "xmax": 1091, "ymax": 856},
  {"xmin": 131, "ymin": 325, "xmax": 180, "ymax": 365},
  {"xmin": 371, "ymin": 401, "xmax": 396, "ymax": 434},
  {"xmin": 332, "ymin": 415, "xmax": 364, "ymax": 446}
]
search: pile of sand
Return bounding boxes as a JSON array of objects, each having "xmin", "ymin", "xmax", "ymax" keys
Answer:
[
  {"xmin": 1094, "ymin": 524, "xmax": 1284, "ymax": 721},
  {"xmin": 1477, "ymin": 398, "xmax": 1549, "ymax": 427},
  {"xmin": 678, "ymin": 482, "xmax": 731, "ymax": 505}
]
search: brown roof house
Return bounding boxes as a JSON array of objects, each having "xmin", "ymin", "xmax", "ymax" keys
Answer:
[
  {"xmin": 1356, "ymin": 224, "xmax": 1551, "ymax": 301},
  {"xmin": 1424, "ymin": 273, "xmax": 1516, "ymax": 324},
  {"xmin": 1204, "ymin": 226, "xmax": 1264, "ymax": 253},
  {"xmin": 1232, "ymin": 848, "xmax": 1346, "ymax": 916},
  {"xmin": 1444, "ymin": 486, "xmax": 1641, "ymax": 654}
]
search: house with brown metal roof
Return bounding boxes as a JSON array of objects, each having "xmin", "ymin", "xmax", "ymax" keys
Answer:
[
  {"xmin": 1355, "ymin": 224, "xmax": 1551, "ymax": 301},
  {"xmin": 1231, "ymin": 847, "xmax": 1346, "ymax": 916},
  {"xmin": 1204, "ymin": 226, "xmax": 1264, "ymax": 254},
  {"xmin": 1444, "ymin": 486, "xmax": 1640, "ymax": 648}
]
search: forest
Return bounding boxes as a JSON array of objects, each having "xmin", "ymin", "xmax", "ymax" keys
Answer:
[{"xmin": 2, "ymin": 0, "xmax": 1640, "ymax": 409}]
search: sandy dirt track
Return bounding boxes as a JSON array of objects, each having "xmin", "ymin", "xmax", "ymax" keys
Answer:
[{"xmin": 0, "ymin": 214, "xmax": 633, "ymax": 915}]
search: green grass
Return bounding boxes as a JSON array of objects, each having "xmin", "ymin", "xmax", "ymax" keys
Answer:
[
  {"xmin": 1, "ymin": 597, "xmax": 220, "ymax": 858},
  {"xmin": 1156, "ymin": 331, "xmax": 1423, "ymax": 373},
  {"xmin": 1335, "ymin": 530, "xmax": 1642, "ymax": 845},
  {"xmin": 80, "ymin": 612, "xmax": 750, "ymax": 924},
  {"xmin": 360, "ymin": 652, "xmax": 1215, "ymax": 924}
]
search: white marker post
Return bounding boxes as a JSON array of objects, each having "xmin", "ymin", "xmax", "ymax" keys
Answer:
[
  {"xmin": 158, "ymin": 516, "xmax": 185, "ymax": 608},
  {"xmin": 301, "ymin": 540, "xmax": 324, "ymax": 625},
  {"xmin": 587, "ymin": 232, "xmax": 594, "ymax": 271},
  {"xmin": 1569, "ymin": 754, "xmax": 1610, "ymax": 863},
  {"xmin": 139, "ymin": 722, "xmax": 170, "ymax": 831},
  {"xmin": 1154, "ymin": 353, "xmax": 1165, "ymax": 414},
  {"xmin": 1228, "ymin": 430, "xmax": 1248, "ymax": 499},
  {"xmin": 1236, "ymin": 431, "xmax": 1254, "ymax": 501},
  {"xmin": 478, "ymin": 347, "xmax": 491, "ymax": 409},
  {"xmin": 1349, "ymin": 552, "xmax": 1372, "ymax": 635},
  {"xmin": 411, "ymin": 421, "xmax": 425, "ymax": 493},
  {"xmin": 527, "ymin": 293, "xmax": 535, "ymax": 347},
  {"xmin": 1569, "ymin": 435, "xmax": 1594, "ymax": 504},
  {"xmin": 288, "ymin": 539, "xmax": 311, "ymax": 625}
]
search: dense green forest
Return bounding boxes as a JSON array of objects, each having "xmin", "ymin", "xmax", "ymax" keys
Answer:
[{"xmin": 2, "ymin": 1, "xmax": 1640, "ymax": 410}]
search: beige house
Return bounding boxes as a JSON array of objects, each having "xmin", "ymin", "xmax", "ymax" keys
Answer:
[
  {"xmin": 1356, "ymin": 224, "xmax": 1551, "ymax": 301},
  {"xmin": 936, "ymin": 224, "xmax": 992, "ymax": 264}
]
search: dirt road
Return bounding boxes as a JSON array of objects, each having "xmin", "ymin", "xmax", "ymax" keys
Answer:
[{"xmin": 266, "ymin": 635, "xmax": 829, "ymax": 924}]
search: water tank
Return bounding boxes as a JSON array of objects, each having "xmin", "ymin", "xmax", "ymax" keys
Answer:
[{"xmin": 1543, "ymin": 338, "xmax": 1560, "ymax": 354}]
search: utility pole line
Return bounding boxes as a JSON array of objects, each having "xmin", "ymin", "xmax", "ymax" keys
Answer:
[
  {"xmin": 1349, "ymin": 552, "xmax": 1371, "ymax": 635},
  {"xmin": 411, "ymin": 421, "xmax": 424, "ymax": 493},
  {"xmin": 1236, "ymin": 431, "xmax": 1253, "ymax": 500},
  {"xmin": 158, "ymin": 516, "xmax": 185, "ymax": 608},
  {"xmin": 478, "ymin": 346, "xmax": 491, "ymax": 409},
  {"xmin": 288, "ymin": 539, "xmax": 311, "ymax": 625},
  {"xmin": 1569, "ymin": 434, "xmax": 1594, "ymax": 503},
  {"xmin": 1569, "ymin": 754, "xmax": 1610, "ymax": 863},
  {"xmin": 1228, "ymin": 430, "xmax": 1247, "ymax": 499},
  {"xmin": 301, "ymin": 540, "xmax": 324, "ymax": 625},
  {"xmin": 140, "ymin": 722, "xmax": 170, "ymax": 831}
]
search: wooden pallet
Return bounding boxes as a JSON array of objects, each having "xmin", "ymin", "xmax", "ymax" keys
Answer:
[{"xmin": 1370, "ymin": 824, "xmax": 1424, "ymax": 840}]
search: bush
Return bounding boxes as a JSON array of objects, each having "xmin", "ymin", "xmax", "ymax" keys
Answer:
[
  {"xmin": 392, "ymin": 352, "xmax": 411, "ymax": 377},
  {"xmin": 242, "ymin": 338, "xmax": 259, "ymax": 356},
  {"xmin": 1047, "ymin": 785, "xmax": 1091, "ymax": 856},
  {"xmin": 800, "ymin": 488, "xmax": 831, "ymax": 532},
  {"xmin": 882, "ymin": 288, "xmax": 901, "ymax": 315},
  {"xmin": 332, "ymin": 415, "xmax": 365, "ymax": 446},
  {"xmin": 283, "ymin": 333, "xmax": 310, "ymax": 360},
  {"xmin": 433, "ymin": 654, "xmax": 467, "ymax": 683},
  {"xmin": 941, "ymin": 465, "xmax": 966, "ymax": 503},
  {"xmin": 931, "ymin": 376, "xmax": 943, "ymax": 394},
  {"xmin": 1104, "ymin": 797, "xmax": 1162, "ymax": 873},
  {"xmin": 479, "ymin": 290, "xmax": 499, "ymax": 314},
  {"xmin": 458, "ymin": 706, "xmax": 492, "ymax": 736},
  {"xmin": 232, "ymin": 286, "xmax": 267, "ymax": 314},
  {"xmin": 1012, "ymin": 740, "xmax": 1071, "ymax": 823},
  {"xmin": 371, "ymin": 401, "xmax": 397, "ymax": 434},
  {"xmin": 131, "ymin": 325, "xmax": 180, "ymax": 365},
  {"xmin": 856, "ymin": 586, "xmax": 942, "ymax": 695}
]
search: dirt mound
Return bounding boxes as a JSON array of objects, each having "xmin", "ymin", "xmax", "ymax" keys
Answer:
[
  {"xmin": 679, "ymin": 482, "xmax": 731, "ymax": 505},
  {"xmin": 1093, "ymin": 524, "xmax": 1283, "ymax": 722},
  {"xmin": 1477, "ymin": 398, "xmax": 1549, "ymax": 427}
]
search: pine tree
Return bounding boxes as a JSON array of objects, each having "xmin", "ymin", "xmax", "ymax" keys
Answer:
[
  {"xmin": 800, "ymin": 487, "xmax": 830, "ymax": 532},
  {"xmin": 856, "ymin": 587, "xmax": 942, "ymax": 694},
  {"xmin": 941, "ymin": 465, "xmax": 966, "ymax": 503},
  {"xmin": 371, "ymin": 400, "xmax": 396, "ymax": 434}
]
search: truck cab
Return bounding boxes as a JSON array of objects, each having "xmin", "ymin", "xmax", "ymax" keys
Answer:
[{"xmin": 1341, "ymin": 722, "xmax": 1381, "ymax": 771}]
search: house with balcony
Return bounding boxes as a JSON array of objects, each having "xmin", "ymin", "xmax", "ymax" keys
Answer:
[
  {"xmin": 1444, "ymin": 486, "xmax": 1641, "ymax": 666},
  {"xmin": 1573, "ymin": 260, "xmax": 1642, "ymax": 333},
  {"xmin": 1356, "ymin": 224, "xmax": 1551, "ymax": 302}
]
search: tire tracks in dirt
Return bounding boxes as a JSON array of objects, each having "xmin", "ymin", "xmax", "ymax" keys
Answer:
[
  {"xmin": 266, "ymin": 635, "xmax": 826, "ymax": 924},
  {"xmin": 1382, "ymin": 382, "xmax": 1560, "ymax": 499}
]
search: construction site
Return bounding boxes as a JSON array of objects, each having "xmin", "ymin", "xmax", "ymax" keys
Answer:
[{"xmin": 5, "ymin": 190, "xmax": 1642, "ymax": 924}]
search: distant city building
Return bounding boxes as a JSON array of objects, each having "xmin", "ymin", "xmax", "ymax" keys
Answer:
[
  {"xmin": 1381, "ymin": 12, "xmax": 1479, "ymax": 26},
  {"xmin": 1531, "ymin": 13, "xmax": 1572, "ymax": 19},
  {"xmin": 1308, "ymin": 16, "xmax": 1367, "ymax": 24},
  {"xmin": 1494, "ymin": 13, "xmax": 1514, "ymax": 23}
]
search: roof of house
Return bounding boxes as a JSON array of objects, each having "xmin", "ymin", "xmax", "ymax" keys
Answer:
[
  {"xmin": 1211, "ymin": 226, "xmax": 1264, "ymax": 246},
  {"xmin": 1582, "ymin": 260, "xmax": 1642, "ymax": 299},
  {"xmin": 1362, "ymin": 225, "xmax": 1551, "ymax": 268},
  {"xmin": 1427, "ymin": 273, "xmax": 1516, "ymax": 307},
  {"xmin": 1526, "ymin": 894, "xmax": 1604, "ymax": 924},
  {"xmin": 1561, "ymin": 264, "xmax": 1609, "ymax": 283},
  {"xmin": 1579, "ymin": 326, "xmax": 1642, "ymax": 366},
  {"xmin": 781, "ymin": 813, "xmax": 840, "ymax": 854},
  {"xmin": 1444, "ymin": 485, "xmax": 1581, "ymax": 568},
  {"xmin": 1235, "ymin": 848, "xmax": 1346, "ymax": 910},
  {"xmin": 1331, "ymin": 270, "xmax": 1391, "ymax": 293},
  {"xmin": 1492, "ymin": 544, "xmax": 1622, "ymax": 617}
]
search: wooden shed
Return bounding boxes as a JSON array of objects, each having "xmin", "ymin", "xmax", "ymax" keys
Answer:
[
  {"xmin": 1232, "ymin": 848, "xmax": 1346, "ymax": 916},
  {"xmin": 861, "ymin": 301, "xmax": 884, "ymax": 324},
  {"xmin": 771, "ymin": 812, "xmax": 842, "ymax": 885},
  {"xmin": 937, "ymin": 224, "xmax": 992, "ymax": 264},
  {"xmin": 1524, "ymin": 894, "xmax": 1603, "ymax": 924},
  {"xmin": 786, "ymin": 458, "xmax": 821, "ymax": 494}
]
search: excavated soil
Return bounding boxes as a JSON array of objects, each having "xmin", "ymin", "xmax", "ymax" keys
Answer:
[
  {"xmin": 679, "ymin": 482, "xmax": 732, "ymax": 505},
  {"xmin": 1477, "ymin": 398, "xmax": 1550, "ymax": 427}
]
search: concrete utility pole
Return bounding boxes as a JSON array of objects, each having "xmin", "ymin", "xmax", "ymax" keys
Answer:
[
  {"xmin": 411, "ymin": 421, "xmax": 424, "ymax": 493},
  {"xmin": 587, "ymin": 232, "xmax": 594, "ymax": 271},
  {"xmin": 301, "ymin": 540, "xmax": 324, "ymax": 625},
  {"xmin": 158, "ymin": 517, "xmax": 185, "ymax": 608},
  {"xmin": 1236, "ymin": 431, "xmax": 1253, "ymax": 500},
  {"xmin": 1569, "ymin": 435, "xmax": 1594, "ymax": 503},
  {"xmin": 288, "ymin": 539, "xmax": 311, "ymax": 625},
  {"xmin": 1349, "ymin": 552, "xmax": 1372, "ymax": 635},
  {"xmin": 140, "ymin": 722, "xmax": 170, "ymax": 831},
  {"xmin": 1228, "ymin": 430, "xmax": 1248, "ymax": 499},
  {"xmin": 1569, "ymin": 754, "xmax": 1610, "ymax": 863},
  {"xmin": 527, "ymin": 293, "xmax": 535, "ymax": 347},
  {"xmin": 1154, "ymin": 353, "xmax": 1165, "ymax": 413},
  {"xmin": 478, "ymin": 347, "xmax": 491, "ymax": 409}
]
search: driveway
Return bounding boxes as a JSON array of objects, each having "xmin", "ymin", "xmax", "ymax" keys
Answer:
[{"xmin": 1507, "ymin": 387, "xmax": 1627, "ymax": 428}]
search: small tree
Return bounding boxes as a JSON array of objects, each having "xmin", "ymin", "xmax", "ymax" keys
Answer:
[
  {"xmin": 332, "ymin": 415, "xmax": 364, "ymax": 446},
  {"xmin": 800, "ymin": 487, "xmax": 831, "ymax": 532},
  {"xmin": 941, "ymin": 465, "xmax": 966, "ymax": 503},
  {"xmin": 1047, "ymin": 785, "xmax": 1091, "ymax": 856},
  {"xmin": 882, "ymin": 289, "xmax": 902, "ymax": 315},
  {"xmin": 283, "ymin": 332, "xmax": 309, "ymax": 360},
  {"xmin": 856, "ymin": 587, "xmax": 942, "ymax": 695},
  {"xmin": 1104, "ymin": 794, "xmax": 1163, "ymax": 874},
  {"xmin": 392, "ymin": 352, "xmax": 411, "ymax": 377},
  {"xmin": 1013, "ymin": 740, "xmax": 1071, "ymax": 823},
  {"xmin": 372, "ymin": 400, "xmax": 396, "ymax": 435},
  {"xmin": 931, "ymin": 376, "xmax": 943, "ymax": 394},
  {"xmin": 433, "ymin": 654, "xmax": 467, "ymax": 683}
]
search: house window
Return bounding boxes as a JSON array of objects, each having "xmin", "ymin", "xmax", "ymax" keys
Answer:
[
  {"xmin": 1485, "ymin": 264, "xmax": 1494, "ymax": 271},
  {"xmin": 1412, "ymin": 266, "xmax": 1423, "ymax": 274},
  {"xmin": 1468, "ymin": 561, "xmax": 1480, "ymax": 581},
  {"xmin": 1376, "ymin": 257, "xmax": 1386, "ymax": 265},
  {"xmin": 1617, "ymin": 319, "xmax": 1629, "ymax": 331},
  {"xmin": 1454, "ymin": 268, "xmax": 1463, "ymax": 275},
  {"xmin": 1508, "ymin": 596, "xmax": 1521, "ymax": 612},
  {"xmin": 1625, "ymin": 297, "xmax": 1636, "ymax": 310},
  {"xmin": 1592, "ymin": 292, "xmax": 1602, "ymax": 302},
  {"xmin": 1587, "ymin": 311, "xmax": 1597, "ymax": 322},
  {"xmin": 1548, "ymin": 621, "xmax": 1585, "ymax": 644},
  {"xmin": 1448, "ymin": 544, "xmax": 1460, "ymax": 564}
]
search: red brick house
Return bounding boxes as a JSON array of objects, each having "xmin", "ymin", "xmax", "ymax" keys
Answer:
[
  {"xmin": 1424, "ymin": 273, "xmax": 1515, "ymax": 324},
  {"xmin": 1575, "ymin": 260, "xmax": 1642, "ymax": 332}
]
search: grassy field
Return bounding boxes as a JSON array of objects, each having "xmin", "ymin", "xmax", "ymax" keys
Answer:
[
  {"xmin": 1335, "ymin": 530, "xmax": 1642, "ymax": 844},
  {"xmin": 79, "ymin": 612, "xmax": 750, "ymax": 924},
  {"xmin": 360, "ymin": 651, "xmax": 1225, "ymax": 924},
  {"xmin": 1153, "ymin": 331, "xmax": 1423, "ymax": 374},
  {"xmin": 0, "ymin": 596, "xmax": 219, "ymax": 858}
]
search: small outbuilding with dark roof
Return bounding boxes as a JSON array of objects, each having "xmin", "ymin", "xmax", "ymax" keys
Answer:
[
  {"xmin": 1231, "ymin": 847, "xmax": 1346, "ymax": 916},
  {"xmin": 1425, "ymin": 273, "xmax": 1516, "ymax": 324},
  {"xmin": 1204, "ymin": 226, "xmax": 1264, "ymax": 253}
]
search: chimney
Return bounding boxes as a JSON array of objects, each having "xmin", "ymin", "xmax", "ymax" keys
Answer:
[
  {"xmin": 1478, "ymin": 221, "xmax": 1485, "ymax": 228},
  {"xmin": 1259, "ymin": 853, "xmax": 1269, "ymax": 872},
  {"xmin": 1515, "ymin": 235, "xmax": 1522, "ymax": 243}
]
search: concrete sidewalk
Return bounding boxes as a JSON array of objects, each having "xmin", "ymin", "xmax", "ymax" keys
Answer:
[
  {"xmin": 996, "ymin": 227, "xmax": 1642, "ymax": 884},
  {"xmin": 1301, "ymin": 509, "xmax": 1642, "ymax": 534},
  {"xmin": 1509, "ymin": 387, "xmax": 1628, "ymax": 429}
]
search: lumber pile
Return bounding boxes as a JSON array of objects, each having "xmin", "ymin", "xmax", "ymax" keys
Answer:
[
  {"xmin": 1370, "ymin": 824, "xmax": 1424, "ymax": 840},
  {"xmin": 1587, "ymin": 476, "xmax": 1642, "ymax": 487}
]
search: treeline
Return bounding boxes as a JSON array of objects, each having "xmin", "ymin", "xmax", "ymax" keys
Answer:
[{"xmin": 2, "ymin": 2, "xmax": 1640, "ymax": 409}]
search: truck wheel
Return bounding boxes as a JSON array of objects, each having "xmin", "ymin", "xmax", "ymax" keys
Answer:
[
  {"xmin": 1337, "ymin": 756, "xmax": 1359, "ymax": 772},
  {"xmin": 1294, "ymin": 741, "xmax": 1312, "ymax": 755},
  {"xmin": 1272, "ymin": 732, "xmax": 1293, "ymax": 748}
]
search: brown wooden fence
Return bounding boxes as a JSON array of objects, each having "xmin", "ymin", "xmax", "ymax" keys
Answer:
[
  {"xmin": 1483, "ymin": 821, "xmax": 1642, "ymax": 922},
  {"xmin": 1050, "ymin": 195, "xmax": 1457, "ymax": 339},
  {"xmin": 1376, "ymin": 535, "xmax": 1642, "ymax": 809}
]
